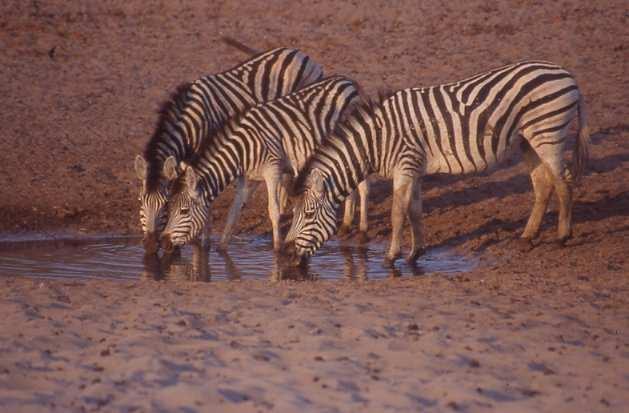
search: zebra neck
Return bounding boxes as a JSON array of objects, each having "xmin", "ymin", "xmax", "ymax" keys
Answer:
[
  {"xmin": 320, "ymin": 128, "xmax": 375, "ymax": 203},
  {"xmin": 196, "ymin": 140, "xmax": 246, "ymax": 204}
]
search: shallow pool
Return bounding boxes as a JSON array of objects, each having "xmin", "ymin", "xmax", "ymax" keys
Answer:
[{"xmin": 0, "ymin": 234, "xmax": 476, "ymax": 282}]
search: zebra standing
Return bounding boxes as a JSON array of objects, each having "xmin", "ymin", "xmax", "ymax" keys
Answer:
[
  {"xmin": 159, "ymin": 75, "xmax": 368, "ymax": 252},
  {"xmin": 134, "ymin": 46, "xmax": 324, "ymax": 253},
  {"xmin": 284, "ymin": 61, "xmax": 589, "ymax": 266}
]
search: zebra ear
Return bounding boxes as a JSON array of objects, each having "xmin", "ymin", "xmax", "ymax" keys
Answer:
[
  {"xmin": 162, "ymin": 156, "xmax": 178, "ymax": 181},
  {"xmin": 134, "ymin": 155, "xmax": 147, "ymax": 180},
  {"xmin": 185, "ymin": 168, "xmax": 200, "ymax": 199},
  {"xmin": 310, "ymin": 169, "xmax": 325, "ymax": 193}
]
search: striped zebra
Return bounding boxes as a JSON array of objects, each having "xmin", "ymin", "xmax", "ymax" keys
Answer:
[
  {"xmin": 134, "ymin": 46, "xmax": 324, "ymax": 254},
  {"xmin": 159, "ymin": 75, "xmax": 367, "ymax": 252},
  {"xmin": 284, "ymin": 61, "xmax": 590, "ymax": 266}
]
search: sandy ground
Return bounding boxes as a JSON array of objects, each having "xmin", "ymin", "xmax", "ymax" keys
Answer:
[
  {"xmin": 2, "ymin": 270, "xmax": 629, "ymax": 412},
  {"xmin": 1, "ymin": 0, "xmax": 628, "ymax": 412}
]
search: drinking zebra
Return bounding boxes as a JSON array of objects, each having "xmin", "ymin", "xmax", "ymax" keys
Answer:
[
  {"xmin": 134, "ymin": 46, "xmax": 324, "ymax": 254},
  {"xmin": 159, "ymin": 75, "xmax": 367, "ymax": 253},
  {"xmin": 284, "ymin": 61, "xmax": 589, "ymax": 266}
]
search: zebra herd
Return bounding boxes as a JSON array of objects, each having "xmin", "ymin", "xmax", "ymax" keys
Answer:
[{"xmin": 135, "ymin": 40, "xmax": 589, "ymax": 267}]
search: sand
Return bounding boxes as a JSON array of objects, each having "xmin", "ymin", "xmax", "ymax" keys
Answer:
[{"xmin": 2, "ymin": 270, "xmax": 628, "ymax": 412}]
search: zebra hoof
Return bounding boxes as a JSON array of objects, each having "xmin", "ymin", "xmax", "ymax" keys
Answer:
[
  {"xmin": 356, "ymin": 231, "xmax": 369, "ymax": 245},
  {"xmin": 383, "ymin": 254, "xmax": 399, "ymax": 268},
  {"xmin": 165, "ymin": 246, "xmax": 182, "ymax": 259},
  {"xmin": 406, "ymin": 248, "xmax": 425, "ymax": 264},
  {"xmin": 516, "ymin": 237, "xmax": 535, "ymax": 252},
  {"xmin": 556, "ymin": 235, "xmax": 571, "ymax": 248},
  {"xmin": 337, "ymin": 225, "xmax": 351, "ymax": 238}
]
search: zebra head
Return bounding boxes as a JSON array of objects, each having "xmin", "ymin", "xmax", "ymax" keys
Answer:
[
  {"xmin": 283, "ymin": 169, "xmax": 339, "ymax": 266},
  {"xmin": 134, "ymin": 155, "xmax": 179, "ymax": 254},
  {"xmin": 160, "ymin": 167, "xmax": 210, "ymax": 253}
]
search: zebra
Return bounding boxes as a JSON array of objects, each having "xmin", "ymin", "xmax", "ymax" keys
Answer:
[
  {"xmin": 283, "ymin": 61, "xmax": 590, "ymax": 266},
  {"xmin": 159, "ymin": 75, "xmax": 368, "ymax": 253},
  {"xmin": 134, "ymin": 45, "xmax": 324, "ymax": 254}
]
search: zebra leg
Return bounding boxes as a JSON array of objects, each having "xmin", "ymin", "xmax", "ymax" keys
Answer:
[
  {"xmin": 218, "ymin": 177, "xmax": 259, "ymax": 252},
  {"xmin": 553, "ymin": 171, "xmax": 573, "ymax": 245},
  {"xmin": 384, "ymin": 174, "xmax": 414, "ymax": 266},
  {"xmin": 521, "ymin": 144, "xmax": 554, "ymax": 243},
  {"xmin": 527, "ymin": 136, "xmax": 573, "ymax": 245},
  {"xmin": 357, "ymin": 179, "xmax": 370, "ymax": 244},
  {"xmin": 278, "ymin": 173, "xmax": 291, "ymax": 215},
  {"xmin": 338, "ymin": 191, "xmax": 357, "ymax": 237},
  {"xmin": 406, "ymin": 178, "xmax": 424, "ymax": 263},
  {"xmin": 263, "ymin": 168, "xmax": 283, "ymax": 252}
]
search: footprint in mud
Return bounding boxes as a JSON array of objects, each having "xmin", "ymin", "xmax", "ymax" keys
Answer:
[
  {"xmin": 407, "ymin": 394, "xmax": 438, "ymax": 408},
  {"xmin": 336, "ymin": 380, "xmax": 368, "ymax": 403},
  {"xmin": 476, "ymin": 386, "xmax": 541, "ymax": 401},
  {"xmin": 527, "ymin": 361, "xmax": 557, "ymax": 375},
  {"xmin": 218, "ymin": 388, "xmax": 250, "ymax": 403}
]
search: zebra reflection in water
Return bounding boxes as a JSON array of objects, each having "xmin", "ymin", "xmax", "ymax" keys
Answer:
[
  {"xmin": 140, "ymin": 243, "xmax": 418, "ymax": 282},
  {"xmin": 141, "ymin": 244, "xmax": 210, "ymax": 282}
]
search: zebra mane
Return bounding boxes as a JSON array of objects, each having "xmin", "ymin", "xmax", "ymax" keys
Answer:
[
  {"xmin": 333, "ymin": 87, "xmax": 395, "ymax": 145},
  {"xmin": 143, "ymin": 82, "xmax": 194, "ymax": 191},
  {"xmin": 190, "ymin": 75, "xmax": 350, "ymax": 169},
  {"xmin": 290, "ymin": 91, "xmax": 389, "ymax": 196},
  {"xmin": 189, "ymin": 98, "xmax": 256, "ymax": 168}
]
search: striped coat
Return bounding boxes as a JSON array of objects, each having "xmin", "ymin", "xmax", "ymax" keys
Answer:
[
  {"xmin": 160, "ymin": 76, "xmax": 365, "ymax": 252},
  {"xmin": 285, "ymin": 61, "xmax": 589, "ymax": 265},
  {"xmin": 134, "ymin": 47, "xmax": 323, "ymax": 253}
]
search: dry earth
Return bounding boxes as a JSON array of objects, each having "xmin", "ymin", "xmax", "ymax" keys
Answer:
[{"xmin": 0, "ymin": 1, "xmax": 628, "ymax": 412}]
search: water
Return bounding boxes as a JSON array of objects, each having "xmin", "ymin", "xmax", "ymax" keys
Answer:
[{"xmin": 0, "ymin": 235, "xmax": 476, "ymax": 282}]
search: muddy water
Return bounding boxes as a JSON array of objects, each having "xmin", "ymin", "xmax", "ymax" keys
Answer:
[{"xmin": 0, "ymin": 235, "xmax": 477, "ymax": 282}]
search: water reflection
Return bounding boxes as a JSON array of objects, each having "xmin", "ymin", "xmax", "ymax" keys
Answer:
[
  {"xmin": 142, "ymin": 243, "xmax": 210, "ymax": 282},
  {"xmin": 270, "ymin": 253, "xmax": 319, "ymax": 281},
  {"xmin": 0, "ymin": 235, "xmax": 476, "ymax": 282},
  {"xmin": 340, "ymin": 245, "xmax": 368, "ymax": 281},
  {"xmin": 141, "ymin": 242, "xmax": 406, "ymax": 282},
  {"xmin": 219, "ymin": 250, "xmax": 241, "ymax": 281}
]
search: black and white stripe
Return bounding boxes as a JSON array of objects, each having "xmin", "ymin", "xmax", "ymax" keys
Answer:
[
  {"xmin": 134, "ymin": 47, "xmax": 324, "ymax": 253},
  {"xmin": 160, "ymin": 75, "xmax": 363, "ymax": 252},
  {"xmin": 285, "ymin": 61, "xmax": 589, "ymax": 265}
]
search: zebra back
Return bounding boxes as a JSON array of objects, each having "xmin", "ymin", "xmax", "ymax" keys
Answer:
[
  {"xmin": 141, "ymin": 47, "xmax": 324, "ymax": 191},
  {"xmin": 307, "ymin": 60, "xmax": 580, "ymax": 186},
  {"xmin": 188, "ymin": 75, "xmax": 360, "ymax": 203},
  {"xmin": 391, "ymin": 61, "xmax": 578, "ymax": 175}
]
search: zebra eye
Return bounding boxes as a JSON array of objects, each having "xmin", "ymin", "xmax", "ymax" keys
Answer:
[
  {"xmin": 180, "ymin": 207, "xmax": 190, "ymax": 215},
  {"xmin": 304, "ymin": 209, "xmax": 316, "ymax": 218}
]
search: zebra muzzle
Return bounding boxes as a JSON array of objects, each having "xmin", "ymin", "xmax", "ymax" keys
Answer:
[
  {"xmin": 280, "ymin": 241, "xmax": 307, "ymax": 267},
  {"xmin": 143, "ymin": 232, "xmax": 159, "ymax": 255},
  {"xmin": 160, "ymin": 234, "xmax": 175, "ymax": 254}
]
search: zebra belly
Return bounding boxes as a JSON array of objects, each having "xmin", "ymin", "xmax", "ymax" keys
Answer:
[
  {"xmin": 423, "ymin": 132, "xmax": 523, "ymax": 176},
  {"xmin": 247, "ymin": 162, "xmax": 287, "ymax": 181}
]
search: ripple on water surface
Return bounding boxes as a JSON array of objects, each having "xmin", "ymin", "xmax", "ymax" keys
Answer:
[{"xmin": 0, "ymin": 235, "xmax": 477, "ymax": 282}]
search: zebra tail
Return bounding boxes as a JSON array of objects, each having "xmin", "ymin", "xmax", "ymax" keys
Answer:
[
  {"xmin": 221, "ymin": 36, "xmax": 260, "ymax": 56},
  {"xmin": 572, "ymin": 94, "xmax": 590, "ymax": 183}
]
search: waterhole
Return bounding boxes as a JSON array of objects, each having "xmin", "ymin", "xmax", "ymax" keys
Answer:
[{"xmin": 0, "ymin": 234, "xmax": 476, "ymax": 282}]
